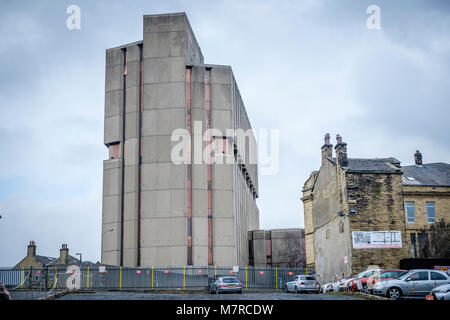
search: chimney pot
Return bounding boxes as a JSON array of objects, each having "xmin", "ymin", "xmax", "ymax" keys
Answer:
[
  {"xmin": 321, "ymin": 133, "xmax": 333, "ymax": 163},
  {"xmin": 414, "ymin": 150, "xmax": 423, "ymax": 166},
  {"xmin": 334, "ymin": 135, "xmax": 348, "ymax": 167},
  {"xmin": 27, "ymin": 241, "xmax": 36, "ymax": 257},
  {"xmin": 60, "ymin": 244, "xmax": 69, "ymax": 265}
]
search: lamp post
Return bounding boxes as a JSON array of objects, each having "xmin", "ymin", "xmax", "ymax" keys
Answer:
[{"xmin": 76, "ymin": 253, "xmax": 82, "ymax": 267}]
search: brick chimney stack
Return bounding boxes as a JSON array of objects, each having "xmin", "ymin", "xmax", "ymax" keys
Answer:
[
  {"xmin": 414, "ymin": 150, "xmax": 423, "ymax": 166},
  {"xmin": 60, "ymin": 244, "xmax": 69, "ymax": 265},
  {"xmin": 321, "ymin": 133, "xmax": 333, "ymax": 163},
  {"xmin": 335, "ymin": 134, "xmax": 348, "ymax": 167},
  {"xmin": 27, "ymin": 241, "xmax": 36, "ymax": 257}
]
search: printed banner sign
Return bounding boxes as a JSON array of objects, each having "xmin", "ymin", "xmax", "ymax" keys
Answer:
[
  {"xmin": 352, "ymin": 231, "xmax": 402, "ymax": 249},
  {"xmin": 434, "ymin": 266, "xmax": 449, "ymax": 271}
]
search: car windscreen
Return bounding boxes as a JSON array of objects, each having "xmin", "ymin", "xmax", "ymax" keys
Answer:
[
  {"xmin": 363, "ymin": 270, "xmax": 378, "ymax": 277},
  {"xmin": 393, "ymin": 271, "xmax": 408, "ymax": 279},
  {"xmin": 222, "ymin": 278, "xmax": 240, "ymax": 283},
  {"xmin": 396, "ymin": 272, "xmax": 411, "ymax": 280}
]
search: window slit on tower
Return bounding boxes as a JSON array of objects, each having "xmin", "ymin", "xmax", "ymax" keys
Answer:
[
  {"xmin": 120, "ymin": 47, "xmax": 127, "ymax": 267},
  {"xmin": 206, "ymin": 67, "xmax": 213, "ymax": 266},
  {"xmin": 186, "ymin": 67, "xmax": 193, "ymax": 265},
  {"xmin": 137, "ymin": 43, "xmax": 143, "ymax": 266}
]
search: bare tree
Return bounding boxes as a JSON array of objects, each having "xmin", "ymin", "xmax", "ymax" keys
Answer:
[
  {"xmin": 281, "ymin": 238, "xmax": 304, "ymax": 268},
  {"xmin": 418, "ymin": 219, "xmax": 450, "ymax": 259}
]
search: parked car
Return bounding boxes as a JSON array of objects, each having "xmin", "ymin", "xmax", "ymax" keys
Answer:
[
  {"xmin": 332, "ymin": 280, "xmax": 340, "ymax": 292},
  {"xmin": 285, "ymin": 275, "xmax": 320, "ymax": 293},
  {"xmin": 429, "ymin": 283, "xmax": 450, "ymax": 300},
  {"xmin": 321, "ymin": 283, "xmax": 333, "ymax": 293},
  {"xmin": 209, "ymin": 276, "xmax": 243, "ymax": 294},
  {"xmin": 0, "ymin": 283, "xmax": 11, "ymax": 300},
  {"xmin": 347, "ymin": 269, "xmax": 381, "ymax": 293},
  {"xmin": 338, "ymin": 277, "xmax": 354, "ymax": 292},
  {"xmin": 320, "ymin": 282, "xmax": 334, "ymax": 293},
  {"xmin": 366, "ymin": 269, "xmax": 407, "ymax": 293},
  {"xmin": 372, "ymin": 269, "xmax": 450, "ymax": 300}
]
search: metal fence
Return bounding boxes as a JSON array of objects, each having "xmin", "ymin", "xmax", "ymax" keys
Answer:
[{"xmin": 0, "ymin": 266, "xmax": 314, "ymax": 292}]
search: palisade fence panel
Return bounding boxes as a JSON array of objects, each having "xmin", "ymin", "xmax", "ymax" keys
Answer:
[{"xmin": 0, "ymin": 266, "xmax": 314, "ymax": 292}]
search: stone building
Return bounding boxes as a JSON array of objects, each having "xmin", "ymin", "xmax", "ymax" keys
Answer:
[
  {"xmin": 102, "ymin": 13, "xmax": 259, "ymax": 267},
  {"xmin": 248, "ymin": 229, "xmax": 306, "ymax": 268},
  {"xmin": 14, "ymin": 242, "xmax": 81, "ymax": 269},
  {"xmin": 401, "ymin": 151, "xmax": 450, "ymax": 258},
  {"xmin": 302, "ymin": 134, "xmax": 411, "ymax": 283}
]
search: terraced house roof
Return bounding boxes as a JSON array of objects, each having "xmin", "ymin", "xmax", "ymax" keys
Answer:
[{"xmin": 402, "ymin": 163, "xmax": 450, "ymax": 186}]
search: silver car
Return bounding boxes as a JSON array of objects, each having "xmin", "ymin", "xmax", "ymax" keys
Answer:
[
  {"xmin": 430, "ymin": 283, "xmax": 450, "ymax": 300},
  {"xmin": 209, "ymin": 276, "xmax": 243, "ymax": 294},
  {"xmin": 372, "ymin": 269, "xmax": 450, "ymax": 300},
  {"xmin": 285, "ymin": 275, "xmax": 320, "ymax": 293}
]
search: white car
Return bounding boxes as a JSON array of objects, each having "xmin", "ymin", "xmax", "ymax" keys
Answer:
[
  {"xmin": 430, "ymin": 283, "xmax": 450, "ymax": 300},
  {"xmin": 321, "ymin": 283, "xmax": 334, "ymax": 293},
  {"xmin": 285, "ymin": 275, "xmax": 320, "ymax": 293}
]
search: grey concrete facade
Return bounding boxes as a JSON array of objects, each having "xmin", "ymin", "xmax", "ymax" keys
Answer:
[
  {"xmin": 248, "ymin": 229, "xmax": 306, "ymax": 268},
  {"xmin": 101, "ymin": 13, "xmax": 259, "ymax": 267}
]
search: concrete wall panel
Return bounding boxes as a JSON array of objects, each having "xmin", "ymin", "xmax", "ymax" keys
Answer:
[
  {"xmin": 213, "ymin": 190, "xmax": 233, "ymax": 218},
  {"xmin": 211, "ymin": 83, "xmax": 231, "ymax": 110},
  {"xmin": 105, "ymin": 89, "xmax": 122, "ymax": 118},
  {"xmin": 104, "ymin": 115, "xmax": 122, "ymax": 145},
  {"xmin": 103, "ymin": 163, "xmax": 122, "ymax": 197},
  {"xmin": 213, "ymin": 164, "xmax": 233, "ymax": 191},
  {"xmin": 102, "ymin": 195, "xmax": 121, "ymax": 224},
  {"xmin": 143, "ymin": 82, "xmax": 186, "ymax": 109}
]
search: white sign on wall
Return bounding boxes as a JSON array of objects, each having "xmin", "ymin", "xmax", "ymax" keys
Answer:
[
  {"xmin": 233, "ymin": 266, "xmax": 239, "ymax": 273},
  {"xmin": 352, "ymin": 231, "xmax": 402, "ymax": 249}
]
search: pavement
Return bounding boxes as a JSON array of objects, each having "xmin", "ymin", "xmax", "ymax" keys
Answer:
[{"xmin": 53, "ymin": 291, "xmax": 363, "ymax": 300}]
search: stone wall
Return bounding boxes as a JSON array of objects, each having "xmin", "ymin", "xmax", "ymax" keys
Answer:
[{"xmin": 346, "ymin": 172, "xmax": 410, "ymax": 273}]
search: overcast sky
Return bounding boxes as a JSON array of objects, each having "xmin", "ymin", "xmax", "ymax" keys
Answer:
[{"xmin": 1, "ymin": 0, "xmax": 449, "ymax": 266}]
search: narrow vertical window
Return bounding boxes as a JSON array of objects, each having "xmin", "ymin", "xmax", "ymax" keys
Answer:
[
  {"xmin": 410, "ymin": 233, "xmax": 417, "ymax": 258},
  {"xmin": 426, "ymin": 202, "xmax": 436, "ymax": 223},
  {"xmin": 266, "ymin": 239, "xmax": 272, "ymax": 265},
  {"xmin": 137, "ymin": 43, "xmax": 143, "ymax": 267},
  {"xmin": 405, "ymin": 201, "xmax": 415, "ymax": 223},
  {"xmin": 186, "ymin": 67, "xmax": 193, "ymax": 266},
  {"xmin": 119, "ymin": 48, "xmax": 127, "ymax": 267},
  {"xmin": 206, "ymin": 68, "xmax": 213, "ymax": 266}
]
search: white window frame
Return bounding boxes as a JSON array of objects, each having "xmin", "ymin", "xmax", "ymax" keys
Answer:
[
  {"xmin": 426, "ymin": 202, "xmax": 436, "ymax": 223},
  {"xmin": 405, "ymin": 201, "xmax": 416, "ymax": 223}
]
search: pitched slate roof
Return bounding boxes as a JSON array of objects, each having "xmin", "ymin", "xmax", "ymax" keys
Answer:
[
  {"xmin": 36, "ymin": 255, "xmax": 55, "ymax": 265},
  {"xmin": 45, "ymin": 255, "xmax": 80, "ymax": 266},
  {"xmin": 402, "ymin": 162, "xmax": 450, "ymax": 186},
  {"xmin": 328, "ymin": 157, "xmax": 402, "ymax": 173}
]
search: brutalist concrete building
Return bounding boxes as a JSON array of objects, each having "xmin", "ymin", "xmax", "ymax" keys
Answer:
[{"xmin": 101, "ymin": 13, "xmax": 259, "ymax": 267}]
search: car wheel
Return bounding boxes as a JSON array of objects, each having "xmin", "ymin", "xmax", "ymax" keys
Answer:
[
  {"xmin": 387, "ymin": 287, "xmax": 402, "ymax": 300},
  {"xmin": 363, "ymin": 285, "xmax": 369, "ymax": 294}
]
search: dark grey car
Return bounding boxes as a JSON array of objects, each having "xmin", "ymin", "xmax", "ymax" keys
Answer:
[{"xmin": 209, "ymin": 276, "xmax": 243, "ymax": 294}]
